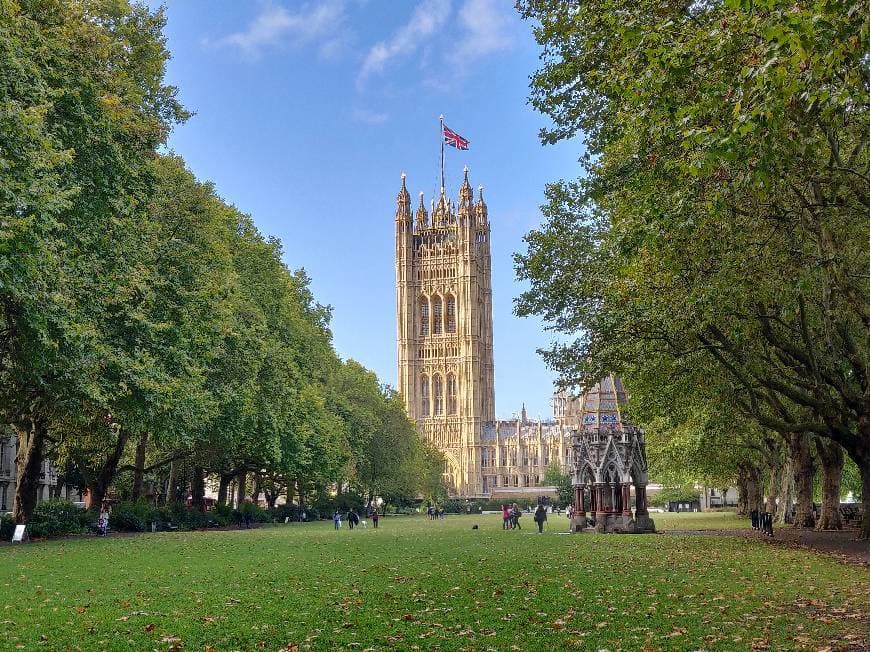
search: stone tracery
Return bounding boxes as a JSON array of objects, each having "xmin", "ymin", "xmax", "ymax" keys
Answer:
[{"xmin": 570, "ymin": 375, "xmax": 655, "ymax": 533}]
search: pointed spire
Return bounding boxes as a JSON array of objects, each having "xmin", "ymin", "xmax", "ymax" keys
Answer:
[
  {"xmin": 433, "ymin": 185, "xmax": 451, "ymax": 226},
  {"xmin": 459, "ymin": 165, "xmax": 473, "ymax": 212},
  {"xmin": 396, "ymin": 172, "xmax": 411, "ymax": 221},
  {"xmin": 475, "ymin": 184, "xmax": 488, "ymax": 223},
  {"xmin": 415, "ymin": 191, "xmax": 428, "ymax": 229}
]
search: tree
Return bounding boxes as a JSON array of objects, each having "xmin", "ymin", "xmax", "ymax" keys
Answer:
[
  {"xmin": 543, "ymin": 462, "xmax": 572, "ymax": 507},
  {"xmin": 515, "ymin": 0, "xmax": 869, "ymax": 536},
  {"xmin": 0, "ymin": 1, "xmax": 186, "ymax": 522}
]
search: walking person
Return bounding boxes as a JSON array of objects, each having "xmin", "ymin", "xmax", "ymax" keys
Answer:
[
  {"xmin": 501, "ymin": 504, "xmax": 511, "ymax": 530},
  {"xmin": 333, "ymin": 510, "xmax": 341, "ymax": 530},
  {"xmin": 534, "ymin": 503, "xmax": 547, "ymax": 534},
  {"xmin": 372, "ymin": 509, "xmax": 380, "ymax": 529},
  {"xmin": 512, "ymin": 503, "xmax": 522, "ymax": 530}
]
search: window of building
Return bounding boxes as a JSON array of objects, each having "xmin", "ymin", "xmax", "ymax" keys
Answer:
[
  {"xmin": 447, "ymin": 374, "xmax": 457, "ymax": 414},
  {"xmin": 420, "ymin": 297, "xmax": 430, "ymax": 336},
  {"xmin": 433, "ymin": 375, "xmax": 443, "ymax": 415},
  {"xmin": 446, "ymin": 295, "xmax": 456, "ymax": 333},
  {"xmin": 432, "ymin": 296, "xmax": 443, "ymax": 334},
  {"xmin": 421, "ymin": 376, "xmax": 430, "ymax": 417}
]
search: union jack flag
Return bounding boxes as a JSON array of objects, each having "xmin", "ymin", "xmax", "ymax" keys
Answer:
[{"xmin": 443, "ymin": 124, "xmax": 469, "ymax": 150}]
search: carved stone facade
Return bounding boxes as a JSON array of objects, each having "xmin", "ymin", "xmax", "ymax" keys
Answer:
[
  {"xmin": 569, "ymin": 375, "xmax": 656, "ymax": 533},
  {"xmin": 395, "ymin": 171, "xmax": 586, "ymax": 497},
  {"xmin": 395, "ymin": 169, "xmax": 495, "ymax": 495}
]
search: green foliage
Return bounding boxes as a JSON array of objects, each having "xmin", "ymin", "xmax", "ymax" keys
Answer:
[
  {"xmin": 0, "ymin": 513, "xmax": 14, "ymax": 541},
  {"xmin": 443, "ymin": 499, "xmax": 482, "ymax": 514},
  {"xmin": 26, "ymin": 499, "xmax": 94, "ymax": 538},
  {"xmin": 109, "ymin": 502, "xmax": 153, "ymax": 532},
  {"xmin": 543, "ymin": 462, "xmax": 572, "ymax": 507},
  {"xmin": 515, "ymin": 0, "xmax": 870, "ymax": 511},
  {"xmin": 649, "ymin": 486, "xmax": 702, "ymax": 508}
]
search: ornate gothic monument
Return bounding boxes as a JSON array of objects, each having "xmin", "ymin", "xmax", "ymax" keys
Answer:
[
  {"xmin": 394, "ymin": 169, "xmax": 495, "ymax": 495},
  {"xmin": 569, "ymin": 375, "xmax": 656, "ymax": 533}
]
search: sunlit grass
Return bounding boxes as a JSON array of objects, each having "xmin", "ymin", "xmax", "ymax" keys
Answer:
[
  {"xmin": 652, "ymin": 510, "xmax": 747, "ymax": 531},
  {"xmin": 2, "ymin": 514, "xmax": 865, "ymax": 651}
]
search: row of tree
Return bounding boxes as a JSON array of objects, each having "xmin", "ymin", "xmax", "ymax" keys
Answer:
[
  {"xmin": 515, "ymin": 1, "xmax": 868, "ymax": 536},
  {"xmin": 1, "ymin": 1, "xmax": 442, "ymax": 524}
]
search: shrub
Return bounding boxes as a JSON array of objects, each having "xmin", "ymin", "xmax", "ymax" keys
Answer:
[
  {"xmin": 442, "ymin": 499, "xmax": 482, "ymax": 514},
  {"xmin": 649, "ymin": 486, "xmax": 700, "ymax": 508},
  {"xmin": 27, "ymin": 499, "xmax": 93, "ymax": 538},
  {"xmin": 110, "ymin": 501, "xmax": 152, "ymax": 532},
  {"xmin": 0, "ymin": 513, "xmax": 14, "ymax": 541},
  {"xmin": 210, "ymin": 504, "xmax": 235, "ymax": 526}
]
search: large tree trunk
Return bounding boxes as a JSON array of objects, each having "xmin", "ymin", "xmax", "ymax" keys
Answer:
[
  {"xmin": 235, "ymin": 470, "xmax": 247, "ymax": 507},
  {"xmin": 296, "ymin": 478, "xmax": 305, "ymax": 508},
  {"xmin": 776, "ymin": 454, "xmax": 794, "ymax": 525},
  {"xmin": 191, "ymin": 467, "xmax": 206, "ymax": 511},
  {"xmin": 764, "ymin": 461, "xmax": 781, "ymax": 516},
  {"xmin": 131, "ymin": 431, "xmax": 149, "ymax": 501},
  {"xmin": 88, "ymin": 428, "xmax": 132, "ymax": 511},
  {"xmin": 833, "ymin": 422, "xmax": 870, "ymax": 539},
  {"xmin": 12, "ymin": 416, "xmax": 47, "ymax": 524},
  {"xmin": 737, "ymin": 462, "xmax": 763, "ymax": 518},
  {"xmin": 815, "ymin": 437, "xmax": 844, "ymax": 530},
  {"xmin": 251, "ymin": 474, "xmax": 261, "ymax": 504},
  {"xmin": 789, "ymin": 433, "xmax": 816, "ymax": 528},
  {"xmin": 736, "ymin": 465, "xmax": 749, "ymax": 515},
  {"xmin": 286, "ymin": 477, "xmax": 295, "ymax": 506},
  {"xmin": 165, "ymin": 458, "xmax": 178, "ymax": 506},
  {"xmin": 860, "ymin": 462, "xmax": 870, "ymax": 540},
  {"xmin": 216, "ymin": 474, "xmax": 231, "ymax": 507}
]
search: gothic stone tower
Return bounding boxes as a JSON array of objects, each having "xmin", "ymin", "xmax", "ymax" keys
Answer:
[{"xmin": 395, "ymin": 169, "xmax": 495, "ymax": 496}]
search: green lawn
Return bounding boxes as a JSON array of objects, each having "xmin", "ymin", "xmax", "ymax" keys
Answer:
[
  {"xmin": 652, "ymin": 510, "xmax": 748, "ymax": 531},
  {"xmin": 2, "ymin": 515, "xmax": 866, "ymax": 651}
]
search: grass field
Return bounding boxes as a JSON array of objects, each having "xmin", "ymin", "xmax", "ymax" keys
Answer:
[{"xmin": 2, "ymin": 513, "xmax": 866, "ymax": 651}]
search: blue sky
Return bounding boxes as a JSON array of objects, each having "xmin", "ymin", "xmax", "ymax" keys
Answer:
[{"xmin": 148, "ymin": 0, "xmax": 582, "ymax": 420}]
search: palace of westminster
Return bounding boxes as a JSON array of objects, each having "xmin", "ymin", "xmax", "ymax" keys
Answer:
[{"xmin": 395, "ymin": 168, "xmax": 652, "ymax": 521}]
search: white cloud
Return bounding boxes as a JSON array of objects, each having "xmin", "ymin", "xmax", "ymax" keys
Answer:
[
  {"xmin": 356, "ymin": 0, "xmax": 514, "ymax": 92},
  {"xmin": 357, "ymin": 0, "xmax": 452, "ymax": 88},
  {"xmin": 351, "ymin": 107, "xmax": 390, "ymax": 125},
  {"xmin": 451, "ymin": 0, "xmax": 514, "ymax": 64},
  {"xmin": 213, "ymin": 1, "xmax": 347, "ymax": 58}
]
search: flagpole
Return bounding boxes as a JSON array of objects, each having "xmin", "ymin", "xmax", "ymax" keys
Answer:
[{"xmin": 439, "ymin": 114, "xmax": 444, "ymax": 192}]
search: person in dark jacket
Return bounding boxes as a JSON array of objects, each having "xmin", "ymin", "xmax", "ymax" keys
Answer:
[{"xmin": 534, "ymin": 504, "xmax": 547, "ymax": 533}]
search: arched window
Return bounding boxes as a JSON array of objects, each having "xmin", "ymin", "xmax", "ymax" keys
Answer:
[
  {"xmin": 446, "ymin": 295, "xmax": 456, "ymax": 333},
  {"xmin": 420, "ymin": 297, "xmax": 429, "ymax": 336},
  {"xmin": 432, "ymin": 296, "xmax": 443, "ymax": 334},
  {"xmin": 433, "ymin": 375, "xmax": 443, "ymax": 415},
  {"xmin": 420, "ymin": 376, "xmax": 430, "ymax": 417},
  {"xmin": 447, "ymin": 374, "xmax": 457, "ymax": 415}
]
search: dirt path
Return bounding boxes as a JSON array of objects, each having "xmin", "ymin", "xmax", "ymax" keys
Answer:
[{"xmin": 665, "ymin": 527, "xmax": 869, "ymax": 566}]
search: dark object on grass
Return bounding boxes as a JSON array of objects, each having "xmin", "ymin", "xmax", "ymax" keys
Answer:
[{"xmin": 471, "ymin": 524, "xmax": 478, "ymax": 530}]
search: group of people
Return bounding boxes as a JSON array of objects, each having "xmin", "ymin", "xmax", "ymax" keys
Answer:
[
  {"xmin": 501, "ymin": 503, "xmax": 550, "ymax": 533},
  {"xmin": 426, "ymin": 505, "xmax": 445, "ymax": 520},
  {"xmin": 332, "ymin": 508, "xmax": 379, "ymax": 530},
  {"xmin": 750, "ymin": 509, "xmax": 774, "ymax": 537}
]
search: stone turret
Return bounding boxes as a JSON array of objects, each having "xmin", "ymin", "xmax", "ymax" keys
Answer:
[
  {"xmin": 415, "ymin": 191, "xmax": 428, "ymax": 230},
  {"xmin": 395, "ymin": 169, "xmax": 495, "ymax": 495}
]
